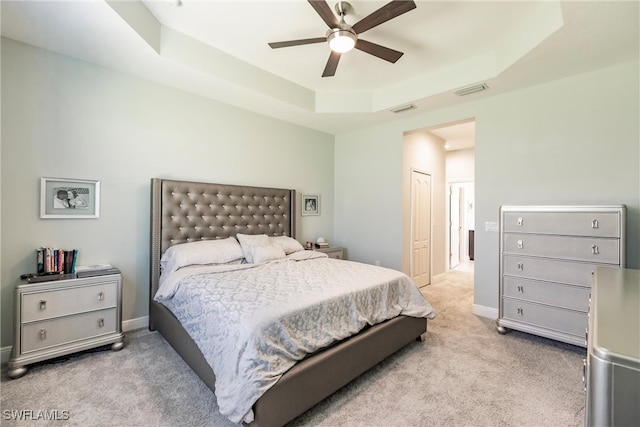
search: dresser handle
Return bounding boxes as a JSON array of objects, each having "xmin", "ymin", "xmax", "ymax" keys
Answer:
[
  {"xmin": 517, "ymin": 285, "xmax": 524, "ymax": 293},
  {"xmin": 591, "ymin": 219, "xmax": 599, "ymax": 229},
  {"xmin": 591, "ymin": 245, "xmax": 599, "ymax": 255},
  {"xmin": 39, "ymin": 329, "xmax": 47, "ymax": 340},
  {"xmin": 39, "ymin": 300, "xmax": 47, "ymax": 310},
  {"xmin": 517, "ymin": 217, "xmax": 523, "ymax": 226},
  {"xmin": 517, "ymin": 240, "xmax": 523, "ymax": 249},
  {"xmin": 517, "ymin": 262, "xmax": 524, "ymax": 271},
  {"xmin": 97, "ymin": 318, "xmax": 104, "ymax": 328},
  {"xmin": 98, "ymin": 292, "xmax": 104, "ymax": 301},
  {"xmin": 517, "ymin": 308, "xmax": 524, "ymax": 316}
]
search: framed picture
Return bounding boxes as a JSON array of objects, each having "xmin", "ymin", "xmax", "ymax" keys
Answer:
[
  {"xmin": 40, "ymin": 177, "xmax": 100, "ymax": 219},
  {"xmin": 302, "ymin": 194, "xmax": 319, "ymax": 216}
]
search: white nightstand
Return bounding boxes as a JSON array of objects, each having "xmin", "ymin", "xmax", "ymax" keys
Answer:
[
  {"xmin": 314, "ymin": 246, "xmax": 345, "ymax": 260},
  {"xmin": 7, "ymin": 273, "xmax": 124, "ymax": 379}
]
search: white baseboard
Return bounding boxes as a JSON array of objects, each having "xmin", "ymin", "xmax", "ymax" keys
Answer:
[
  {"xmin": 431, "ymin": 272, "xmax": 447, "ymax": 284},
  {"xmin": 1, "ymin": 316, "xmax": 150, "ymax": 366},
  {"xmin": 472, "ymin": 304, "xmax": 498, "ymax": 320},
  {"xmin": 122, "ymin": 315, "xmax": 149, "ymax": 332}
]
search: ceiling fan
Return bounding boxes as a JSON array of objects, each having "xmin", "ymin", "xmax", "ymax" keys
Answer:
[{"xmin": 268, "ymin": 0, "xmax": 417, "ymax": 77}]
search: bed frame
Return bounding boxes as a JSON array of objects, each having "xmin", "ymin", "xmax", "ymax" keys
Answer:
[{"xmin": 149, "ymin": 178, "xmax": 427, "ymax": 427}]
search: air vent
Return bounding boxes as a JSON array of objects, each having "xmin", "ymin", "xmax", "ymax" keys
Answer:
[
  {"xmin": 455, "ymin": 83, "xmax": 489, "ymax": 96},
  {"xmin": 390, "ymin": 104, "xmax": 416, "ymax": 113}
]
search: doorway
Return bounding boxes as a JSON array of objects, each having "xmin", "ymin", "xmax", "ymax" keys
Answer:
[{"xmin": 449, "ymin": 182, "xmax": 475, "ymax": 269}]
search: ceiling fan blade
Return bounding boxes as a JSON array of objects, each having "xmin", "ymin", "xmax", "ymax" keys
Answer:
[
  {"xmin": 355, "ymin": 39, "xmax": 404, "ymax": 63},
  {"xmin": 322, "ymin": 51, "xmax": 341, "ymax": 77},
  {"xmin": 308, "ymin": 0, "xmax": 340, "ymax": 28},
  {"xmin": 352, "ymin": 1, "xmax": 416, "ymax": 34},
  {"xmin": 268, "ymin": 37, "xmax": 326, "ymax": 49}
]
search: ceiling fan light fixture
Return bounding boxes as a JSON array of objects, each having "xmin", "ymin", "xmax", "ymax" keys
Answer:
[{"xmin": 327, "ymin": 28, "xmax": 357, "ymax": 53}]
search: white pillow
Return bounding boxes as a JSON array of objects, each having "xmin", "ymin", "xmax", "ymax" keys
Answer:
[
  {"xmin": 251, "ymin": 245, "xmax": 287, "ymax": 263},
  {"xmin": 236, "ymin": 234, "xmax": 270, "ymax": 263},
  {"xmin": 160, "ymin": 237, "xmax": 244, "ymax": 274},
  {"xmin": 270, "ymin": 235, "xmax": 305, "ymax": 254}
]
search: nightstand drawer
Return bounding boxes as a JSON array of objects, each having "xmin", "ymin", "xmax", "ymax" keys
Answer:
[
  {"xmin": 502, "ymin": 211, "xmax": 621, "ymax": 237},
  {"xmin": 314, "ymin": 247, "xmax": 344, "ymax": 260},
  {"xmin": 503, "ymin": 234, "xmax": 619, "ymax": 264},
  {"xmin": 21, "ymin": 281, "xmax": 118, "ymax": 322},
  {"xmin": 21, "ymin": 308, "xmax": 117, "ymax": 353}
]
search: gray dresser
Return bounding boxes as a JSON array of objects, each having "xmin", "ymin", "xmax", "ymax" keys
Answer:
[
  {"xmin": 585, "ymin": 267, "xmax": 639, "ymax": 426},
  {"xmin": 497, "ymin": 205, "xmax": 626, "ymax": 347},
  {"xmin": 7, "ymin": 273, "xmax": 124, "ymax": 378}
]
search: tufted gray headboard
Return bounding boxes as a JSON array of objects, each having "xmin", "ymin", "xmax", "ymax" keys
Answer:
[{"xmin": 149, "ymin": 178, "xmax": 295, "ymax": 301}]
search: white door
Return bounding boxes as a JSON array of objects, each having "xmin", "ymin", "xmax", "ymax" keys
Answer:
[
  {"xmin": 449, "ymin": 185, "xmax": 461, "ymax": 269},
  {"xmin": 411, "ymin": 170, "xmax": 431, "ymax": 287}
]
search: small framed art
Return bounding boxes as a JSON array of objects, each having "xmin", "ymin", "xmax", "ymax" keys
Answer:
[
  {"xmin": 302, "ymin": 194, "xmax": 319, "ymax": 216},
  {"xmin": 40, "ymin": 177, "xmax": 100, "ymax": 219}
]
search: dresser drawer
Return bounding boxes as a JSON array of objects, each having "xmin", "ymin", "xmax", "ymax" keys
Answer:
[
  {"xmin": 503, "ymin": 234, "xmax": 619, "ymax": 264},
  {"xmin": 502, "ymin": 299, "xmax": 587, "ymax": 337},
  {"xmin": 21, "ymin": 308, "xmax": 117, "ymax": 353},
  {"xmin": 21, "ymin": 281, "xmax": 118, "ymax": 322},
  {"xmin": 503, "ymin": 276, "xmax": 590, "ymax": 312},
  {"xmin": 502, "ymin": 211, "xmax": 621, "ymax": 237},
  {"xmin": 502, "ymin": 255, "xmax": 598, "ymax": 287}
]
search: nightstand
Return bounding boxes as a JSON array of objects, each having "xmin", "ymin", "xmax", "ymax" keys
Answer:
[
  {"xmin": 7, "ymin": 273, "xmax": 124, "ymax": 379},
  {"xmin": 315, "ymin": 246, "xmax": 345, "ymax": 260}
]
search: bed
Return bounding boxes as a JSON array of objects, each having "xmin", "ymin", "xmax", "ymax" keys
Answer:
[{"xmin": 149, "ymin": 178, "xmax": 434, "ymax": 427}]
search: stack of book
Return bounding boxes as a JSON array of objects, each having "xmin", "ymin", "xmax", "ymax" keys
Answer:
[
  {"xmin": 37, "ymin": 247, "xmax": 78, "ymax": 275},
  {"xmin": 75, "ymin": 264, "xmax": 121, "ymax": 278},
  {"xmin": 315, "ymin": 241, "xmax": 329, "ymax": 249}
]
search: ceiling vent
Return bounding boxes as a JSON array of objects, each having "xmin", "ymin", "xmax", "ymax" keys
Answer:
[
  {"xmin": 455, "ymin": 83, "xmax": 489, "ymax": 96},
  {"xmin": 390, "ymin": 104, "xmax": 416, "ymax": 114}
]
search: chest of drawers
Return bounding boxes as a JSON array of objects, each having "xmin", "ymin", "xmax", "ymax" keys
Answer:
[
  {"xmin": 7, "ymin": 274, "xmax": 124, "ymax": 378},
  {"xmin": 585, "ymin": 267, "xmax": 639, "ymax": 426},
  {"xmin": 314, "ymin": 246, "xmax": 345, "ymax": 260},
  {"xmin": 497, "ymin": 205, "xmax": 625, "ymax": 347}
]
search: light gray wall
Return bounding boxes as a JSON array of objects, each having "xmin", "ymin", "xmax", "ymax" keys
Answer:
[
  {"xmin": 0, "ymin": 38, "xmax": 335, "ymax": 347},
  {"xmin": 335, "ymin": 60, "xmax": 640, "ymax": 314}
]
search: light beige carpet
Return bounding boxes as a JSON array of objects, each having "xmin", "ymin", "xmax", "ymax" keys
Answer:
[{"xmin": 1, "ymin": 265, "xmax": 586, "ymax": 426}]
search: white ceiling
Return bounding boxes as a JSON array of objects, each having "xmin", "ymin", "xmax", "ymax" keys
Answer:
[{"xmin": 1, "ymin": 0, "xmax": 638, "ymax": 141}]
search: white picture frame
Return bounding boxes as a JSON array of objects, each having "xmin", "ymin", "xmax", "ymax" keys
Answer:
[
  {"xmin": 302, "ymin": 194, "xmax": 319, "ymax": 216},
  {"xmin": 40, "ymin": 177, "xmax": 100, "ymax": 219}
]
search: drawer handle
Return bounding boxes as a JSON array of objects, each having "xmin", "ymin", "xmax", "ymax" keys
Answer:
[
  {"xmin": 98, "ymin": 292, "xmax": 104, "ymax": 301},
  {"xmin": 591, "ymin": 219, "xmax": 599, "ymax": 229},
  {"xmin": 591, "ymin": 245, "xmax": 599, "ymax": 255},
  {"xmin": 39, "ymin": 329, "xmax": 47, "ymax": 340},
  {"xmin": 97, "ymin": 318, "xmax": 104, "ymax": 328},
  {"xmin": 517, "ymin": 217, "xmax": 523, "ymax": 226},
  {"xmin": 517, "ymin": 285, "xmax": 524, "ymax": 293},
  {"xmin": 39, "ymin": 300, "xmax": 47, "ymax": 310},
  {"xmin": 517, "ymin": 262, "xmax": 524, "ymax": 271},
  {"xmin": 517, "ymin": 308, "xmax": 524, "ymax": 316},
  {"xmin": 517, "ymin": 239, "xmax": 523, "ymax": 249}
]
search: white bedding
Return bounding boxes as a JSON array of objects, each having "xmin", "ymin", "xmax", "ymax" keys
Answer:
[{"xmin": 155, "ymin": 252, "xmax": 435, "ymax": 424}]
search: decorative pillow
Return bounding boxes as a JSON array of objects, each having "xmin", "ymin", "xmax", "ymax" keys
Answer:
[
  {"xmin": 270, "ymin": 235, "xmax": 305, "ymax": 254},
  {"xmin": 251, "ymin": 245, "xmax": 287, "ymax": 263},
  {"xmin": 160, "ymin": 237, "xmax": 244, "ymax": 274},
  {"xmin": 236, "ymin": 234, "xmax": 270, "ymax": 263}
]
